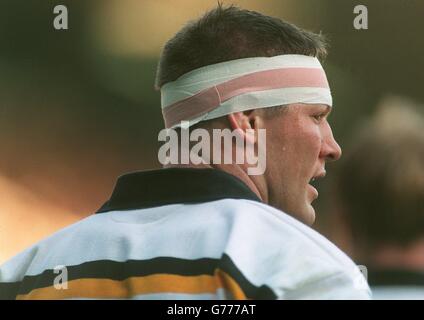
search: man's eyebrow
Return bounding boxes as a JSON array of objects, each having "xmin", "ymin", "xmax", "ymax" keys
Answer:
[{"xmin": 325, "ymin": 105, "xmax": 332, "ymax": 117}]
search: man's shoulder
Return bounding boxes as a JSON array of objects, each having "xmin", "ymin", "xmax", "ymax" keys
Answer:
[
  {"xmin": 0, "ymin": 214, "xmax": 101, "ymax": 280},
  {"xmin": 0, "ymin": 200, "xmax": 370, "ymax": 299},
  {"xmin": 205, "ymin": 199, "xmax": 355, "ymax": 265},
  {"xmin": 199, "ymin": 199, "xmax": 370, "ymax": 298},
  {"xmin": 0, "ymin": 199, "xmax": 357, "ymax": 280}
]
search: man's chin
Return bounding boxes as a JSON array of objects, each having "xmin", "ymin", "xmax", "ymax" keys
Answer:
[
  {"xmin": 286, "ymin": 205, "xmax": 316, "ymax": 226},
  {"xmin": 270, "ymin": 200, "xmax": 316, "ymax": 225},
  {"xmin": 298, "ymin": 204, "xmax": 316, "ymax": 226},
  {"xmin": 305, "ymin": 204, "xmax": 316, "ymax": 225}
]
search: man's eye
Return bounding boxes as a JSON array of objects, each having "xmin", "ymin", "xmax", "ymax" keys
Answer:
[{"xmin": 313, "ymin": 114, "xmax": 325, "ymax": 122}]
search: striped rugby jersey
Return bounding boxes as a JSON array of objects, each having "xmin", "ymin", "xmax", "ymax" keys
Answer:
[{"xmin": 0, "ymin": 168, "xmax": 371, "ymax": 299}]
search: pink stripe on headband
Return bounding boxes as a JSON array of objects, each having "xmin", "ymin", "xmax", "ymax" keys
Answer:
[{"xmin": 162, "ymin": 67, "xmax": 329, "ymax": 128}]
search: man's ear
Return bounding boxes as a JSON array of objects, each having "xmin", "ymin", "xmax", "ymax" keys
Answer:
[
  {"xmin": 227, "ymin": 112, "xmax": 252, "ymax": 130},
  {"xmin": 227, "ymin": 111, "xmax": 261, "ymax": 144}
]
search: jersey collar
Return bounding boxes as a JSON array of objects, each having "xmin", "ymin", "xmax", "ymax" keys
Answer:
[{"xmin": 96, "ymin": 168, "xmax": 262, "ymax": 213}]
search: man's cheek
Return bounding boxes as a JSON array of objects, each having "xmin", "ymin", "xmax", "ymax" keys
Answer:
[{"xmin": 303, "ymin": 130, "xmax": 322, "ymax": 154}]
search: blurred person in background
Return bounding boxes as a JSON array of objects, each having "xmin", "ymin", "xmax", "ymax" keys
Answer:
[{"xmin": 335, "ymin": 97, "xmax": 424, "ymax": 299}]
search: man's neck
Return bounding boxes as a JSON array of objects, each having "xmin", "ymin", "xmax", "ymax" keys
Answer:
[{"xmin": 163, "ymin": 163, "xmax": 268, "ymax": 203}]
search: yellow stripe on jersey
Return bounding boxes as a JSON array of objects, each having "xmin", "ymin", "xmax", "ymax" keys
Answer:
[{"xmin": 16, "ymin": 269, "xmax": 247, "ymax": 300}]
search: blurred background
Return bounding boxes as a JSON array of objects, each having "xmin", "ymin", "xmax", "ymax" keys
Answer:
[{"xmin": 1, "ymin": 0, "xmax": 423, "ymax": 272}]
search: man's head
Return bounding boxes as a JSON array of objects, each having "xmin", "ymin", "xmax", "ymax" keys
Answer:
[
  {"xmin": 155, "ymin": 4, "xmax": 327, "ymax": 88},
  {"xmin": 155, "ymin": 5, "xmax": 341, "ymax": 225},
  {"xmin": 256, "ymin": 104, "xmax": 340, "ymax": 225}
]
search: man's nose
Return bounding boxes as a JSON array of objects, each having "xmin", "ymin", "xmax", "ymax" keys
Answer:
[{"xmin": 320, "ymin": 125, "xmax": 342, "ymax": 162}]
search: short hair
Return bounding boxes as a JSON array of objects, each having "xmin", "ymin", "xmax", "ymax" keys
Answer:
[
  {"xmin": 336, "ymin": 99, "xmax": 424, "ymax": 249},
  {"xmin": 155, "ymin": 4, "xmax": 327, "ymax": 89}
]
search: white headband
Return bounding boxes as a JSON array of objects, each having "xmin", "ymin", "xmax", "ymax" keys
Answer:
[{"xmin": 161, "ymin": 54, "xmax": 332, "ymax": 128}]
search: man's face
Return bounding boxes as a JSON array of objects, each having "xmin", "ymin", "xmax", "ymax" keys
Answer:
[{"xmin": 261, "ymin": 103, "xmax": 341, "ymax": 225}]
